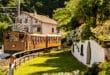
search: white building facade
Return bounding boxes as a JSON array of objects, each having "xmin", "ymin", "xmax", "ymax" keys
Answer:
[
  {"xmin": 71, "ymin": 40, "xmax": 105, "ymax": 67},
  {"xmin": 12, "ymin": 11, "xmax": 57, "ymax": 34}
]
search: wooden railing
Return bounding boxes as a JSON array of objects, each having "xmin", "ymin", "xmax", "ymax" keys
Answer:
[{"xmin": 9, "ymin": 48, "xmax": 50, "ymax": 75}]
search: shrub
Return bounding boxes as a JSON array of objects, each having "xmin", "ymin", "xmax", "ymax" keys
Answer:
[
  {"xmin": 84, "ymin": 63, "xmax": 100, "ymax": 75},
  {"xmin": 0, "ymin": 67, "xmax": 9, "ymax": 75},
  {"xmin": 98, "ymin": 62, "xmax": 110, "ymax": 75},
  {"xmin": 84, "ymin": 62, "xmax": 110, "ymax": 75},
  {"xmin": 75, "ymin": 23, "xmax": 92, "ymax": 41},
  {"xmin": 66, "ymin": 37, "xmax": 73, "ymax": 46}
]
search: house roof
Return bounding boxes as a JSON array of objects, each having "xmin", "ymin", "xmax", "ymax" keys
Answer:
[{"xmin": 21, "ymin": 11, "xmax": 57, "ymax": 25}]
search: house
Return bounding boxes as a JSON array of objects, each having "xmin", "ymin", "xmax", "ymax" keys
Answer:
[
  {"xmin": 71, "ymin": 40, "xmax": 105, "ymax": 67},
  {"xmin": 71, "ymin": 20, "xmax": 110, "ymax": 67},
  {"xmin": 12, "ymin": 11, "xmax": 58, "ymax": 34}
]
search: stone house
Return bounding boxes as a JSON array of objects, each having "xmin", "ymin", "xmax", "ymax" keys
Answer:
[{"xmin": 12, "ymin": 11, "xmax": 58, "ymax": 34}]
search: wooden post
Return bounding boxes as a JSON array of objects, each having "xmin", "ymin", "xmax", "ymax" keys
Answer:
[{"xmin": 9, "ymin": 55, "xmax": 15, "ymax": 75}]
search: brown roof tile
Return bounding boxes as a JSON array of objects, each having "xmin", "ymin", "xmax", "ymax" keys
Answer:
[{"xmin": 21, "ymin": 11, "xmax": 57, "ymax": 25}]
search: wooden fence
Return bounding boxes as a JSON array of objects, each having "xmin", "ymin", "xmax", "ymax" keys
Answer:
[{"xmin": 9, "ymin": 48, "xmax": 50, "ymax": 75}]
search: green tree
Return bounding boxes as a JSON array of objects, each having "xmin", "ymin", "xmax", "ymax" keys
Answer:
[
  {"xmin": 0, "ymin": 15, "xmax": 13, "ymax": 24},
  {"xmin": 0, "ymin": 0, "xmax": 8, "ymax": 6},
  {"xmin": 21, "ymin": 0, "xmax": 67, "ymax": 17},
  {"xmin": 0, "ymin": 15, "xmax": 12, "ymax": 42},
  {"xmin": 54, "ymin": 0, "xmax": 110, "ymax": 29},
  {"xmin": 0, "ymin": 22, "xmax": 9, "ymax": 42},
  {"xmin": 99, "ymin": 62, "xmax": 110, "ymax": 75},
  {"xmin": 7, "ymin": 0, "xmax": 17, "ymax": 7},
  {"xmin": 54, "ymin": 0, "xmax": 110, "ymax": 40},
  {"xmin": 77, "ymin": 0, "xmax": 110, "ymax": 27},
  {"xmin": 53, "ymin": 0, "xmax": 80, "ymax": 31}
]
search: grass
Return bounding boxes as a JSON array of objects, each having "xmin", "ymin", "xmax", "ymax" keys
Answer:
[
  {"xmin": 0, "ymin": 67, "xmax": 9, "ymax": 75},
  {"xmin": 14, "ymin": 49, "xmax": 87, "ymax": 75}
]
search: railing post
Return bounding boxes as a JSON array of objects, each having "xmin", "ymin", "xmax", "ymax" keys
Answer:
[{"xmin": 9, "ymin": 55, "xmax": 15, "ymax": 75}]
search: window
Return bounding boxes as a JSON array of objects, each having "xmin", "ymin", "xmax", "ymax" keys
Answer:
[
  {"xmin": 52, "ymin": 28, "xmax": 54, "ymax": 33},
  {"xmin": 37, "ymin": 27, "xmax": 41, "ymax": 32},
  {"xmin": 24, "ymin": 27, "xmax": 28, "ymax": 32},
  {"xmin": 72, "ymin": 44, "xmax": 74, "ymax": 52},
  {"xmin": 5, "ymin": 33, "xmax": 10, "ymax": 40},
  {"xmin": 19, "ymin": 19, "xmax": 22, "ymax": 23},
  {"xmin": 25, "ymin": 19, "xmax": 28, "ymax": 23},
  {"xmin": 38, "ymin": 37, "xmax": 40, "ymax": 43},
  {"xmin": 10, "ymin": 35, "xmax": 19, "ymax": 41},
  {"xmin": 35, "ymin": 37, "xmax": 37, "ymax": 44},
  {"xmin": 80, "ymin": 44, "xmax": 84, "ymax": 56},
  {"xmin": 19, "ymin": 33, "xmax": 24, "ymax": 40}
]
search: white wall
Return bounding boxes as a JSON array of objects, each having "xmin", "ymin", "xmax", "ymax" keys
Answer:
[
  {"xmin": 71, "ymin": 40, "xmax": 105, "ymax": 67},
  {"xmin": 42, "ymin": 23, "xmax": 57, "ymax": 34},
  {"xmin": 14, "ymin": 13, "xmax": 57, "ymax": 34}
]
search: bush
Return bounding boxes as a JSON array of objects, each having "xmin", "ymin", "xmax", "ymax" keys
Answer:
[
  {"xmin": 98, "ymin": 62, "xmax": 110, "ymax": 75},
  {"xmin": 66, "ymin": 37, "xmax": 73, "ymax": 46},
  {"xmin": 84, "ymin": 63, "xmax": 100, "ymax": 75},
  {"xmin": 75, "ymin": 23, "xmax": 92, "ymax": 41},
  {"xmin": 0, "ymin": 67, "xmax": 9, "ymax": 75},
  {"xmin": 61, "ymin": 37, "xmax": 73, "ymax": 47},
  {"xmin": 61, "ymin": 37, "xmax": 68, "ymax": 47},
  {"xmin": 84, "ymin": 62, "xmax": 110, "ymax": 75},
  {"xmin": 81, "ymin": 23, "xmax": 92, "ymax": 40}
]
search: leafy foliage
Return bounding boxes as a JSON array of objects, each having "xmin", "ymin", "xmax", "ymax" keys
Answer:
[
  {"xmin": 98, "ymin": 62, "xmax": 110, "ymax": 75},
  {"xmin": 91, "ymin": 20, "xmax": 110, "ymax": 41},
  {"xmin": 84, "ymin": 63, "xmax": 100, "ymax": 75},
  {"xmin": 75, "ymin": 0, "xmax": 110, "ymax": 27},
  {"xmin": 76, "ymin": 23, "xmax": 92, "ymax": 40},
  {"xmin": 0, "ymin": 0, "xmax": 67, "ymax": 42},
  {"xmin": 0, "ymin": 15, "xmax": 12, "ymax": 42},
  {"xmin": 0, "ymin": 67, "xmax": 8, "ymax": 75},
  {"xmin": 21, "ymin": 0, "xmax": 67, "ymax": 17},
  {"xmin": 7, "ymin": 0, "xmax": 17, "ymax": 7},
  {"xmin": 53, "ymin": 0, "xmax": 80, "ymax": 31},
  {"xmin": 54, "ymin": 0, "xmax": 110, "ymax": 40},
  {"xmin": 80, "ymin": 62, "xmax": 110, "ymax": 75},
  {"xmin": 0, "ymin": 21, "xmax": 10, "ymax": 42},
  {"xmin": 0, "ymin": 22, "xmax": 8, "ymax": 29},
  {"xmin": 0, "ymin": 0, "xmax": 109, "ymax": 41}
]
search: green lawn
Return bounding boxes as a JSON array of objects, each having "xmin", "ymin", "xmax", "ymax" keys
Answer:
[{"xmin": 14, "ymin": 49, "xmax": 87, "ymax": 75}]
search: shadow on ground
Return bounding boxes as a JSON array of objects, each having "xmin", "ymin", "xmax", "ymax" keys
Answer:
[{"xmin": 29, "ymin": 50, "xmax": 87, "ymax": 75}]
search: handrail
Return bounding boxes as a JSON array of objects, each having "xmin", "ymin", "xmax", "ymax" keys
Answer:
[{"xmin": 9, "ymin": 48, "xmax": 48, "ymax": 75}]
